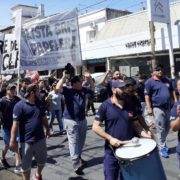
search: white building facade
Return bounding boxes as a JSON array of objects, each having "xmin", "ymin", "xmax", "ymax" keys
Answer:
[{"xmin": 81, "ymin": 1, "xmax": 180, "ymax": 77}]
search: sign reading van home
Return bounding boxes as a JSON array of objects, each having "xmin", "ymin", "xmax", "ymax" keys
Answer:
[
  {"xmin": 147, "ymin": 0, "xmax": 170, "ymax": 24},
  {"xmin": 20, "ymin": 9, "xmax": 81, "ymax": 71}
]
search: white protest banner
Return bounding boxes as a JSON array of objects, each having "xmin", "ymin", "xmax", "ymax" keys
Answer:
[
  {"xmin": 147, "ymin": 0, "xmax": 170, "ymax": 24},
  {"xmin": 1, "ymin": 34, "xmax": 22, "ymax": 74},
  {"xmin": 20, "ymin": 9, "xmax": 82, "ymax": 71}
]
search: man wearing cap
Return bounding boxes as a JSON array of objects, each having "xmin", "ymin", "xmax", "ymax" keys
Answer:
[
  {"xmin": 145, "ymin": 65, "xmax": 177, "ymax": 158},
  {"xmin": 10, "ymin": 84, "xmax": 50, "ymax": 180},
  {"xmin": 56, "ymin": 71, "xmax": 93, "ymax": 174},
  {"xmin": 170, "ymin": 79, "xmax": 180, "ymax": 176},
  {"xmin": 19, "ymin": 78, "xmax": 31, "ymax": 98},
  {"xmin": 92, "ymin": 80, "xmax": 152, "ymax": 180},
  {"xmin": 0, "ymin": 84, "xmax": 21, "ymax": 172}
]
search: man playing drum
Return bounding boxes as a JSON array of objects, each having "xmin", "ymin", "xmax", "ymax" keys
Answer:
[
  {"xmin": 92, "ymin": 81, "xmax": 152, "ymax": 180},
  {"xmin": 170, "ymin": 79, "xmax": 180, "ymax": 176}
]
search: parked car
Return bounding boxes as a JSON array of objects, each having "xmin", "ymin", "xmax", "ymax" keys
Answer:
[{"xmin": 91, "ymin": 72, "xmax": 108, "ymax": 102}]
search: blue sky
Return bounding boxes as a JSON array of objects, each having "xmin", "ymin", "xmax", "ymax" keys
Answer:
[{"xmin": 0, "ymin": 0, "xmax": 175, "ymax": 28}]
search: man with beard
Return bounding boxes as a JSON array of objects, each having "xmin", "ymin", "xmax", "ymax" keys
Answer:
[
  {"xmin": 10, "ymin": 84, "xmax": 50, "ymax": 180},
  {"xmin": 145, "ymin": 65, "xmax": 177, "ymax": 158},
  {"xmin": 170, "ymin": 79, "xmax": 180, "ymax": 175},
  {"xmin": 92, "ymin": 81, "xmax": 151, "ymax": 180},
  {"xmin": 100, "ymin": 70, "xmax": 124, "ymax": 97}
]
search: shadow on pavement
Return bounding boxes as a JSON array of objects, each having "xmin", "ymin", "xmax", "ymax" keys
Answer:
[
  {"xmin": 85, "ymin": 156, "xmax": 103, "ymax": 168},
  {"xmin": 169, "ymin": 146, "xmax": 176, "ymax": 155},
  {"xmin": 68, "ymin": 177, "xmax": 88, "ymax": 180},
  {"xmin": 47, "ymin": 144, "xmax": 65, "ymax": 151}
]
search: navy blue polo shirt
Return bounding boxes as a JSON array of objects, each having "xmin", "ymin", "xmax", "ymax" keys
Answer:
[
  {"xmin": 95, "ymin": 99, "xmax": 134, "ymax": 150},
  {"xmin": 0, "ymin": 96, "xmax": 20, "ymax": 129},
  {"xmin": 13, "ymin": 99, "xmax": 46, "ymax": 143},
  {"xmin": 170, "ymin": 101, "xmax": 180, "ymax": 153},
  {"xmin": 144, "ymin": 77, "xmax": 173, "ymax": 109},
  {"xmin": 63, "ymin": 86, "xmax": 93, "ymax": 121}
]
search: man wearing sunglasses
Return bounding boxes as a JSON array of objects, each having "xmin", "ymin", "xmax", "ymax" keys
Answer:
[{"xmin": 145, "ymin": 64, "xmax": 177, "ymax": 158}]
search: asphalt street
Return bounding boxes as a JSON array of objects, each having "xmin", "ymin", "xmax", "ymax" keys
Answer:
[{"xmin": 0, "ymin": 103, "xmax": 180, "ymax": 180}]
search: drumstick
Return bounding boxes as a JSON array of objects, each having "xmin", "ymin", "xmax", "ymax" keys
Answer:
[{"xmin": 121, "ymin": 137, "xmax": 139, "ymax": 145}]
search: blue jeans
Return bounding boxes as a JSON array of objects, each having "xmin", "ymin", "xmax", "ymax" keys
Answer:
[
  {"xmin": 64, "ymin": 118, "xmax": 87, "ymax": 164},
  {"xmin": 2, "ymin": 128, "xmax": 19, "ymax": 147},
  {"xmin": 104, "ymin": 150, "xmax": 123, "ymax": 180},
  {"xmin": 49, "ymin": 109, "xmax": 64, "ymax": 131},
  {"xmin": 153, "ymin": 107, "xmax": 170, "ymax": 149}
]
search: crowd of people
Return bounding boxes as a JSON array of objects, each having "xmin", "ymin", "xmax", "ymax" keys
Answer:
[{"xmin": 0, "ymin": 65, "xmax": 180, "ymax": 180}]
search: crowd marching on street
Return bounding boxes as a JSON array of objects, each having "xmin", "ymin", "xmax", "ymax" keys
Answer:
[{"xmin": 0, "ymin": 65, "xmax": 180, "ymax": 180}]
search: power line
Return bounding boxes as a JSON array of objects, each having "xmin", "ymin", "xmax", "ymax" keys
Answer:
[{"xmin": 79, "ymin": 0, "xmax": 108, "ymax": 11}]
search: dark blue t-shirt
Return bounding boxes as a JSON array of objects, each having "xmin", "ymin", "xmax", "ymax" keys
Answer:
[
  {"xmin": 170, "ymin": 101, "xmax": 180, "ymax": 153},
  {"xmin": 0, "ymin": 96, "xmax": 20, "ymax": 129},
  {"xmin": 63, "ymin": 87, "xmax": 93, "ymax": 121},
  {"xmin": 95, "ymin": 99, "xmax": 134, "ymax": 150},
  {"xmin": 144, "ymin": 77, "xmax": 173, "ymax": 109},
  {"xmin": 13, "ymin": 99, "xmax": 46, "ymax": 143}
]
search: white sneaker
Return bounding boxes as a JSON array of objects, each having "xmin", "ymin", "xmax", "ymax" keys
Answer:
[
  {"xmin": 50, "ymin": 129, "xmax": 54, "ymax": 135},
  {"xmin": 14, "ymin": 165, "xmax": 22, "ymax": 174}
]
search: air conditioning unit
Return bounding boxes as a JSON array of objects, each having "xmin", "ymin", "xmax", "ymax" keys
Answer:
[{"xmin": 90, "ymin": 21, "xmax": 96, "ymax": 29}]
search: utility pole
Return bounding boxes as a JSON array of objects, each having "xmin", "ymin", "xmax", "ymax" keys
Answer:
[{"xmin": 149, "ymin": 21, "xmax": 157, "ymax": 71}]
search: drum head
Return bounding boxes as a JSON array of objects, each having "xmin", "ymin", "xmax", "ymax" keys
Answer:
[{"xmin": 115, "ymin": 138, "xmax": 156, "ymax": 160}]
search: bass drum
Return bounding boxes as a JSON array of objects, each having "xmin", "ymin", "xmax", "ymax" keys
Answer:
[{"xmin": 115, "ymin": 138, "xmax": 167, "ymax": 180}]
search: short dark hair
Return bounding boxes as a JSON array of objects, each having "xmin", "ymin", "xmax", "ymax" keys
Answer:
[
  {"xmin": 124, "ymin": 77, "xmax": 136, "ymax": 86},
  {"xmin": 70, "ymin": 76, "xmax": 82, "ymax": 85},
  {"xmin": 24, "ymin": 84, "xmax": 38, "ymax": 98}
]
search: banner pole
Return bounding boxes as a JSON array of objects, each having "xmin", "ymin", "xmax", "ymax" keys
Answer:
[
  {"xmin": 77, "ymin": 8, "xmax": 83, "ymax": 76},
  {"xmin": 14, "ymin": 9, "xmax": 22, "ymax": 95},
  {"xmin": 0, "ymin": 33, "xmax": 5, "ymax": 89}
]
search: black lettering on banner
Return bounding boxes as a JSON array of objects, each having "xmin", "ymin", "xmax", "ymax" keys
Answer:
[
  {"xmin": 30, "ymin": 43, "xmax": 37, "ymax": 55},
  {"xmin": 42, "ymin": 41, "xmax": 49, "ymax": 51},
  {"xmin": 24, "ymin": 25, "xmax": 53, "ymax": 40},
  {"xmin": 49, "ymin": 40, "xmax": 56, "ymax": 51},
  {"xmin": 29, "ymin": 36, "xmax": 77, "ymax": 56},
  {"xmin": 55, "ymin": 21, "xmax": 71, "ymax": 35},
  {"xmin": 58, "ymin": 38, "xmax": 63, "ymax": 48},
  {"xmin": 10, "ymin": 40, "xmax": 18, "ymax": 51},
  {"xmin": 4, "ymin": 40, "xmax": 8, "ymax": 53},
  {"xmin": 0, "ymin": 40, "xmax": 4, "ymax": 54},
  {"xmin": 2, "ymin": 50, "xmax": 19, "ymax": 71},
  {"xmin": 3, "ymin": 54, "xmax": 9, "ymax": 70},
  {"xmin": 36, "ymin": 42, "xmax": 44, "ymax": 55}
]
